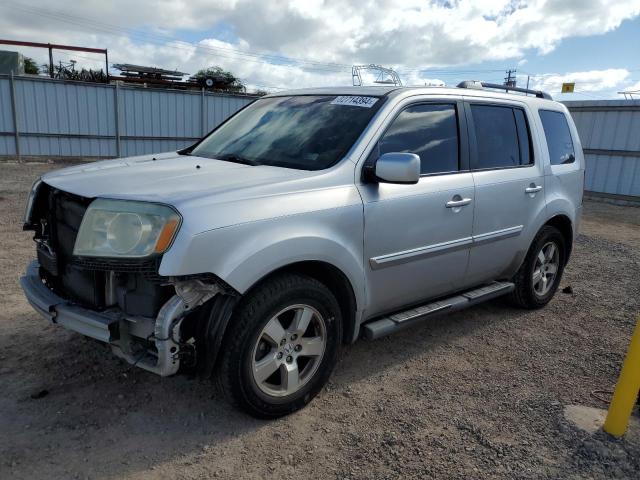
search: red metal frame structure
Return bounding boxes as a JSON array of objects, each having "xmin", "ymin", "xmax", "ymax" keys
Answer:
[{"xmin": 0, "ymin": 39, "xmax": 108, "ymax": 82}]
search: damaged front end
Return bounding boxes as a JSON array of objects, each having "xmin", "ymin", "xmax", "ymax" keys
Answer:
[
  {"xmin": 20, "ymin": 181, "xmax": 236, "ymax": 376},
  {"xmin": 21, "ymin": 263, "xmax": 230, "ymax": 376},
  {"xmin": 112, "ymin": 278, "xmax": 226, "ymax": 376}
]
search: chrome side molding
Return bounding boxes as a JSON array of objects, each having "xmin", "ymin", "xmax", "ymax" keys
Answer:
[{"xmin": 370, "ymin": 226, "xmax": 524, "ymax": 270}]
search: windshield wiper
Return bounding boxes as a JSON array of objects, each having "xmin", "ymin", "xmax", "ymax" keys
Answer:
[{"xmin": 215, "ymin": 153, "xmax": 261, "ymax": 166}]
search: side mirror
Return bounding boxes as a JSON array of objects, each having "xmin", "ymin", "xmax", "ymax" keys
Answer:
[{"xmin": 374, "ymin": 152, "xmax": 420, "ymax": 184}]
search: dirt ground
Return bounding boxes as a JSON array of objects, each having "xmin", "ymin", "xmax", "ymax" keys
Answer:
[{"xmin": 1, "ymin": 161, "xmax": 639, "ymax": 480}]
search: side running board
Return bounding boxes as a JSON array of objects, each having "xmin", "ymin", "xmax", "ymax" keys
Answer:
[{"xmin": 362, "ymin": 281, "xmax": 514, "ymax": 340}]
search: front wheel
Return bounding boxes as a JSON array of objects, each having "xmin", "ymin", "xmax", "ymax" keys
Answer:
[
  {"xmin": 510, "ymin": 225, "xmax": 566, "ymax": 309},
  {"xmin": 218, "ymin": 273, "xmax": 342, "ymax": 418}
]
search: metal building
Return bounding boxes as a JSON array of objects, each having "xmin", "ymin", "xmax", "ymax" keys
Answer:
[
  {"xmin": 0, "ymin": 74, "xmax": 256, "ymax": 159},
  {"xmin": 564, "ymin": 100, "xmax": 640, "ymax": 200}
]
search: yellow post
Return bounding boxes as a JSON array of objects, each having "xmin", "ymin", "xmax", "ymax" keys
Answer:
[{"xmin": 603, "ymin": 317, "xmax": 640, "ymax": 437}]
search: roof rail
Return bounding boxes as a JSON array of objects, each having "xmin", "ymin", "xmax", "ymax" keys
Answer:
[{"xmin": 457, "ymin": 80, "xmax": 552, "ymax": 100}]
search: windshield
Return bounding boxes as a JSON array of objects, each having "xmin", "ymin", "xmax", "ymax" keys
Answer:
[{"xmin": 191, "ymin": 95, "xmax": 385, "ymax": 170}]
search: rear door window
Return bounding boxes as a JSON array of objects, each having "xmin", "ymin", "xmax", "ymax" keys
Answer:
[
  {"xmin": 539, "ymin": 110, "xmax": 575, "ymax": 165},
  {"xmin": 470, "ymin": 104, "xmax": 532, "ymax": 169},
  {"xmin": 378, "ymin": 104, "xmax": 459, "ymax": 175}
]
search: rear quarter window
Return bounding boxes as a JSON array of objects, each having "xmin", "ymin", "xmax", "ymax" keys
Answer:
[{"xmin": 539, "ymin": 110, "xmax": 575, "ymax": 165}]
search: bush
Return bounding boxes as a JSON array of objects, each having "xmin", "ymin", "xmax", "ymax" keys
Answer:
[
  {"xmin": 24, "ymin": 57, "xmax": 40, "ymax": 75},
  {"xmin": 192, "ymin": 66, "xmax": 245, "ymax": 92}
]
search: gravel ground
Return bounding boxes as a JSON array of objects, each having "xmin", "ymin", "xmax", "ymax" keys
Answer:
[{"xmin": 1, "ymin": 161, "xmax": 639, "ymax": 480}]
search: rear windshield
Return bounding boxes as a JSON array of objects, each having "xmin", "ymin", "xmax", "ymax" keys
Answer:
[{"xmin": 191, "ymin": 95, "xmax": 384, "ymax": 170}]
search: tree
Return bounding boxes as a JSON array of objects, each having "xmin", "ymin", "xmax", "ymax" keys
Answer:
[
  {"xmin": 193, "ymin": 66, "xmax": 245, "ymax": 92},
  {"xmin": 253, "ymin": 89, "xmax": 268, "ymax": 96},
  {"xmin": 24, "ymin": 57, "xmax": 40, "ymax": 75}
]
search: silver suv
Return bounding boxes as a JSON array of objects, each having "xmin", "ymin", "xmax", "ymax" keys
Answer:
[{"xmin": 21, "ymin": 83, "xmax": 584, "ymax": 417}]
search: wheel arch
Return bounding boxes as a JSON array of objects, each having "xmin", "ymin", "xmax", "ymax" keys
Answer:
[
  {"xmin": 507, "ymin": 211, "xmax": 575, "ymax": 280},
  {"xmin": 544, "ymin": 214, "xmax": 574, "ymax": 264},
  {"xmin": 241, "ymin": 260, "xmax": 359, "ymax": 345}
]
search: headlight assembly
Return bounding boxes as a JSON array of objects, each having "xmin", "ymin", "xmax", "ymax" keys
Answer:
[
  {"xmin": 23, "ymin": 178, "xmax": 42, "ymax": 228},
  {"xmin": 73, "ymin": 199, "xmax": 181, "ymax": 258}
]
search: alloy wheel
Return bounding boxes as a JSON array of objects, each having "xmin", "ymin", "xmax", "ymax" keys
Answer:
[
  {"xmin": 532, "ymin": 241, "xmax": 560, "ymax": 297},
  {"xmin": 251, "ymin": 304, "xmax": 327, "ymax": 397}
]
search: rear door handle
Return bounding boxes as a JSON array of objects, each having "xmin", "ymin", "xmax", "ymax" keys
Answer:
[
  {"xmin": 446, "ymin": 198, "xmax": 472, "ymax": 208},
  {"xmin": 525, "ymin": 185, "xmax": 543, "ymax": 194}
]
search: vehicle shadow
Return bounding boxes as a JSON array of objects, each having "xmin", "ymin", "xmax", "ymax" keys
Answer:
[
  {"xmin": 334, "ymin": 297, "xmax": 533, "ymax": 388},
  {"xmin": 0, "ymin": 298, "xmax": 531, "ymax": 479}
]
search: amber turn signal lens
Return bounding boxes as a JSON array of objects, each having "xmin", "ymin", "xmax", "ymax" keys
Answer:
[{"xmin": 154, "ymin": 218, "xmax": 179, "ymax": 253}]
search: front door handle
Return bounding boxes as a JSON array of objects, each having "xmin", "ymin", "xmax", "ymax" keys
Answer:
[
  {"xmin": 525, "ymin": 185, "xmax": 543, "ymax": 194},
  {"xmin": 446, "ymin": 197, "xmax": 472, "ymax": 208}
]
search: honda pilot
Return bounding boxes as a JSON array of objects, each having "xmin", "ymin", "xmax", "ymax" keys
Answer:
[{"xmin": 21, "ymin": 82, "xmax": 584, "ymax": 417}]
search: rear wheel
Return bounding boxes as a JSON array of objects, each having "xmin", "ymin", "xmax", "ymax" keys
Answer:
[
  {"xmin": 218, "ymin": 273, "xmax": 342, "ymax": 418},
  {"xmin": 510, "ymin": 225, "xmax": 566, "ymax": 309}
]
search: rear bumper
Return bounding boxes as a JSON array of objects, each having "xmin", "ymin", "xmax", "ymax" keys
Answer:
[{"xmin": 20, "ymin": 260, "xmax": 119, "ymax": 343}]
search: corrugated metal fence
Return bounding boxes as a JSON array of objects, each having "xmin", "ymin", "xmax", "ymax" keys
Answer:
[
  {"xmin": 1, "ymin": 79, "xmax": 638, "ymax": 199},
  {"xmin": 564, "ymin": 100, "xmax": 640, "ymax": 198},
  {"xmin": 0, "ymin": 74, "xmax": 256, "ymax": 159}
]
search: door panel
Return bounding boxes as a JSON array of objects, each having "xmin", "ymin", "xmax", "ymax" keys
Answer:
[
  {"xmin": 360, "ymin": 173, "xmax": 475, "ymax": 317},
  {"xmin": 467, "ymin": 168, "xmax": 545, "ymax": 284},
  {"xmin": 464, "ymin": 101, "xmax": 546, "ymax": 285},
  {"xmin": 358, "ymin": 99, "xmax": 474, "ymax": 318}
]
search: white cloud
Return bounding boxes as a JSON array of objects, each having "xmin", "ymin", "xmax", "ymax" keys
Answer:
[
  {"xmin": 1, "ymin": 0, "xmax": 639, "ymax": 93},
  {"xmin": 623, "ymin": 80, "xmax": 640, "ymax": 93},
  {"xmin": 524, "ymin": 69, "xmax": 631, "ymax": 95},
  {"xmin": 402, "ymin": 72, "xmax": 446, "ymax": 87}
]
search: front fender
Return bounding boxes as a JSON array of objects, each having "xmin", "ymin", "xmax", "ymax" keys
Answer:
[{"xmin": 159, "ymin": 205, "xmax": 366, "ymax": 310}]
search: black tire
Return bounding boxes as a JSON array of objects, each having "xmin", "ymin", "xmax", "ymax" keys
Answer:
[
  {"xmin": 218, "ymin": 273, "xmax": 342, "ymax": 418},
  {"xmin": 509, "ymin": 225, "xmax": 567, "ymax": 309}
]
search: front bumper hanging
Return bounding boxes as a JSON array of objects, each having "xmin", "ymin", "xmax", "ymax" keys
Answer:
[
  {"xmin": 20, "ymin": 261, "xmax": 118, "ymax": 342},
  {"xmin": 20, "ymin": 260, "xmax": 221, "ymax": 376}
]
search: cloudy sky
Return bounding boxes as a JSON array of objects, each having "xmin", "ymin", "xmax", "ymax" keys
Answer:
[{"xmin": 2, "ymin": 0, "xmax": 640, "ymax": 99}]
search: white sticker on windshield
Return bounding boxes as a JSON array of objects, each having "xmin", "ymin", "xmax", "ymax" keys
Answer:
[{"xmin": 330, "ymin": 96, "xmax": 379, "ymax": 108}]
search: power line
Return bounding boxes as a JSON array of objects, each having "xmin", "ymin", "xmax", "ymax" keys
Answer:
[
  {"xmin": 398, "ymin": 68, "xmax": 506, "ymax": 75},
  {"xmin": 504, "ymin": 69, "xmax": 516, "ymax": 87},
  {"xmin": 3, "ymin": 2, "xmax": 353, "ymax": 73},
  {"xmin": 5, "ymin": 1, "xmax": 631, "ymax": 97},
  {"xmin": 53, "ymin": 42, "xmax": 285, "ymax": 91},
  {"xmin": 4, "ymin": 2, "xmax": 539, "ymax": 82}
]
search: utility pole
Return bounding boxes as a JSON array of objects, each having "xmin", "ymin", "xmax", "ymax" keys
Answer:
[
  {"xmin": 504, "ymin": 69, "xmax": 516, "ymax": 91},
  {"xmin": 48, "ymin": 44, "xmax": 54, "ymax": 78}
]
